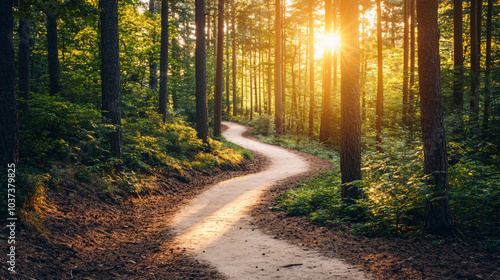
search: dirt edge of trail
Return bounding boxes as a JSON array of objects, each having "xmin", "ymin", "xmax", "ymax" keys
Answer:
[{"xmin": 1, "ymin": 134, "xmax": 267, "ymax": 279}]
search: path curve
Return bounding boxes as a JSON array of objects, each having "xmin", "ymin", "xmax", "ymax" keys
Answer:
[{"xmin": 171, "ymin": 122, "xmax": 370, "ymax": 279}]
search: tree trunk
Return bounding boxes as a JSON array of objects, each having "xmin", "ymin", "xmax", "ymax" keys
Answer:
[
  {"xmin": 376, "ymin": 0, "xmax": 383, "ymax": 152},
  {"xmin": 267, "ymin": 1, "xmax": 272, "ymax": 116},
  {"xmin": 275, "ymin": 0, "xmax": 283, "ymax": 135},
  {"xmin": 402, "ymin": 0, "xmax": 409, "ymax": 127},
  {"xmin": 298, "ymin": 43, "xmax": 304, "ymax": 134},
  {"xmin": 226, "ymin": 15, "xmax": 230, "ymax": 116},
  {"xmin": 291, "ymin": 47, "xmax": 298, "ymax": 133},
  {"xmin": 409, "ymin": 0, "xmax": 416, "ymax": 129},
  {"xmin": 260, "ymin": 56, "xmax": 264, "ymax": 116},
  {"xmin": 453, "ymin": 0, "xmax": 463, "ymax": 115},
  {"xmin": 207, "ymin": 1, "xmax": 211, "ymax": 49},
  {"xmin": 0, "ymin": 0, "xmax": 19, "ymax": 167},
  {"xmin": 254, "ymin": 53, "xmax": 258, "ymax": 115},
  {"xmin": 213, "ymin": 0, "xmax": 217, "ymax": 57},
  {"xmin": 482, "ymin": 0, "xmax": 492, "ymax": 138},
  {"xmin": 320, "ymin": 0, "xmax": 333, "ymax": 143},
  {"xmin": 232, "ymin": 3, "xmax": 237, "ymax": 116},
  {"xmin": 159, "ymin": 0, "xmax": 169, "ymax": 122},
  {"xmin": 361, "ymin": 33, "xmax": 367, "ymax": 122},
  {"xmin": 476, "ymin": 0, "xmax": 482, "ymax": 54},
  {"xmin": 149, "ymin": 0, "xmax": 158, "ymax": 90},
  {"xmin": 241, "ymin": 45, "xmax": 245, "ymax": 115},
  {"xmin": 340, "ymin": 0, "xmax": 361, "ymax": 199},
  {"xmin": 470, "ymin": 0, "xmax": 480, "ymax": 122},
  {"xmin": 214, "ymin": 0, "xmax": 224, "ymax": 137},
  {"xmin": 308, "ymin": 0, "xmax": 315, "ymax": 137},
  {"xmin": 250, "ymin": 48, "xmax": 254, "ymax": 120},
  {"xmin": 332, "ymin": 0, "xmax": 339, "ymax": 143},
  {"xmin": 281, "ymin": 2, "xmax": 286, "ymax": 133},
  {"xmin": 100, "ymin": 0, "xmax": 122, "ymax": 158},
  {"xmin": 195, "ymin": 0, "xmax": 209, "ymax": 142},
  {"xmin": 258, "ymin": 48, "xmax": 262, "ymax": 116},
  {"xmin": 417, "ymin": 0, "xmax": 452, "ymax": 234},
  {"xmin": 19, "ymin": 0, "xmax": 30, "ymax": 111},
  {"xmin": 47, "ymin": 13, "xmax": 60, "ymax": 95}
]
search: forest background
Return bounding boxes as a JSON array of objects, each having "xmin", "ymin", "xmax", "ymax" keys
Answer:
[{"xmin": 0, "ymin": 0, "xmax": 499, "ymax": 247}]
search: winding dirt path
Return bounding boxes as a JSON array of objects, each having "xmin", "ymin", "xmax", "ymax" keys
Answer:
[{"xmin": 171, "ymin": 122, "xmax": 370, "ymax": 280}]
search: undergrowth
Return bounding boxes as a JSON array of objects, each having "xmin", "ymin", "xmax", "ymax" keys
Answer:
[
  {"xmin": 251, "ymin": 120, "xmax": 500, "ymax": 245},
  {"xmin": 0, "ymin": 91, "xmax": 249, "ymax": 234}
]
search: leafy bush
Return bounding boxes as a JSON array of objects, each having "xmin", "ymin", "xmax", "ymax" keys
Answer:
[
  {"xmin": 250, "ymin": 114, "xmax": 275, "ymax": 136},
  {"xmin": 448, "ymin": 157, "xmax": 500, "ymax": 232},
  {"xmin": 278, "ymin": 171, "xmax": 366, "ymax": 225},
  {"xmin": 19, "ymin": 93, "xmax": 107, "ymax": 166},
  {"xmin": 360, "ymin": 141, "xmax": 428, "ymax": 235}
]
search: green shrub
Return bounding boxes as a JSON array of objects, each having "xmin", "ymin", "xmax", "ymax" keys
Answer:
[
  {"xmin": 250, "ymin": 114, "xmax": 275, "ymax": 136},
  {"xmin": 19, "ymin": 93, "xmax": 106, "ymax": 166}
]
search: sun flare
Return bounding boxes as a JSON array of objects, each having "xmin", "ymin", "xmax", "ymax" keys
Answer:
[{"xmin": 321, "ymin": 33, "xmax": 341, "ymax": 50}]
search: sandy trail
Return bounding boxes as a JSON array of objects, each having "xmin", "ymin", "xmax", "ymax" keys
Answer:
[{"xmin": 171, "ymin": 122, "xmax": 370, "ymax": 280}]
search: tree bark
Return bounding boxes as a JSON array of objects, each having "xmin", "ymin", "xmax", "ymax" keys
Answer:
[
  {"xmin": 0, "ymin": 0, "xmax": 19, "ymax": 167},
  {"xmin": 195, "ymin": 0, "xmax": 209, "ymax": 142},
  {"xmin": 267, "ymin": 1, "xmax": 272, "ymax": 116},
  {"xmin": 258, "ymin": 11, "xmax": 262, "ymax": 117},
  {"xmin": 232, "ymin": 2, "xmax": 237, "ymax": 116},
  {"xmin": 291, "ymin": 47, "xmax": 298, "ymax": 133},
  {"xmin": 275, "ymin": 0, "xmax": 283, "ymax": 135},
  {"xmin": 453, "ymin": 0, "xmax": 463, "ymax": 115},
  {"xmin": 281, "ymin": 2, "xmax": 286, "ymax": 133},
  {"xmin": 340, "ymin": 0, "xmax": 361, "ymax": 198},
  {"xmin": 214, "ymin": 0, "xmax": 224, "ymax": 137},
  {"xmin": 248, "ymin": 50, "xmax": 255, "ymax": 120},
  {"xmin": 320, "ymin": 0, "xmax": 333, "ymax": 143},
  {"xmin": 308, "ymin": 0, "xmax": 315, "ymax": 137},
  {"xmin": 149, "ymin": 0, "xmax": 158, "ymax": 90},
  {"xmin": 482, "ymin": 0, "xmax": 492, "ymax": 138},
  {"xmin": 417, "ymin": 0, "xmax": 453, "ymax": 234},
  {"xmin": 250, "ymin": 48, "xmax": 254, "ymax": 120},
  {"xmin": 361, "ymin": 27, "xmax": 367, "ymax": 122},
  {"xmin": 470, "ymin": 0, "xmax": 480, "ymax": 122},
  {"xmin": 332, "ymin": 0, "xmax": 339, "ymax": 144},
  {"xmin": 47, "ymin": 13, "xmax": 60, "ymax": 95},
  {"xmin": 100, "ymin": 0, "xmax": 122, "ymax": 158},
  {"xmin": 241, "ymin": 45, "xmax": 245, "ymax": 115},
  {"xmin": 409, "ymin": 0, "xmax": 416, "ymax": 128},
  {"xmin": 19, "ymin": 0, "xmax": 30, "ymax": 110},
  {"xmin": 376, "ymin": 0, "xmax": 383, "ymax": 152},
  {"xmin": 254, "ymin": 52, "xmax": 258, "ymax": 115},
  {"xmin": 226, "ymin": 14, "xmax": 230, "ymax": 116},
  {"xmin": 159, "ymin": 0, "xmax": 169, "ymax": 122},
  {"xmin": 402, "ymin": 0, "xmax": 409, "ymax": 127}
]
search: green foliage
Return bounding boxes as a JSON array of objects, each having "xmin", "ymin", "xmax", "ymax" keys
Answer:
[
  {"xmin": 262, "ymin": 132, "xmax": 499, "ymax": 237},
  {"xmin": 256, "ymin": 134, "xmax": 337, "ymax": 161},
  {"xmin": 278, "ymin": 171, "xmax": 366, "ymax": 225},
  {"xmin": 448, "ymin": 145, "xmax": 500, "ymax": 232},
  {"xmin": 249, "ymin": 114, "xmax": 275, "ymax": 136},
  {"xmin": 19, "ymin": 93, "xmax": 107, "ymax": 166},
  {"xmin": 360, "ymin": 140, "xmax": 428, "ymax": 235},
  {"xmin": 13, "ymin": 92, "xmax": 246, "ymax": 212},
  {"xmin": 220, "ymin": 136, "xmax": 252, "ymax": 160}
]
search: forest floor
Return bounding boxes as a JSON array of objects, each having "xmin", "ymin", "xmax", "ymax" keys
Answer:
[{"xmin": 2, "ymin": 123, "xmax": 499, "ymax": 279}]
